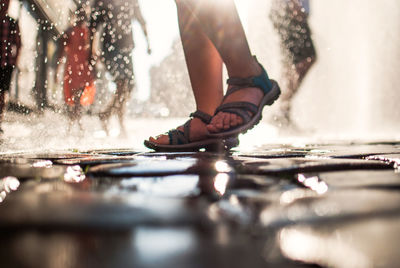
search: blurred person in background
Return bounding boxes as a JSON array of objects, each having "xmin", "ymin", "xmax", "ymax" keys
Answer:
[
  {"xmin": 270, "ymin": 0, "xmax": 316, "ymax": 128},
  {"xmin": 0, "ymin": 0, "xmax": 21, "ymax": 135},
  {"xmin": 144, "ymin": 0, "xmax": 281, "ymax": 151},
  {"xmin": 89, "ymin": 0, "xmax": 151, "ymax": 136},
  {"xmin": 56, "ymin": 4, "xmax": 94, "ymax": 132}
]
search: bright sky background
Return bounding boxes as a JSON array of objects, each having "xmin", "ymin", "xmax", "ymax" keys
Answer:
[{"xmin": 132, "ymin": 0, "xmax": 249, "ymax": 101}]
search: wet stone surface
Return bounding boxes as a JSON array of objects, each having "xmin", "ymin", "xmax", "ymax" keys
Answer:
[{"xmin": 0, "ymin": 142, "xmax": 400, "ymax": 267}]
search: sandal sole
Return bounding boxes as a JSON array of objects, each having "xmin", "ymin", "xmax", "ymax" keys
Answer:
[
  {"xmin": 144, "ymin": 136, "xmax": 239, "ymax": 152},
  {"xmin": 207, "ymin": 79, "xmax": 281, "ymax": 138}
]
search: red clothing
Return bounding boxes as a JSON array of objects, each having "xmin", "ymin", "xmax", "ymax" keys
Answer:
[
  {"xmin": 61, "ymin": 22, "xmax": 93, "ymax": 106},
  {"xmin": 0, "ymin": 15, "xmax": 21, "ymax": 67}
]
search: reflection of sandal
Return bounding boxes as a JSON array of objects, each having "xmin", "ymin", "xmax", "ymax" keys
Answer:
[
  {"xmin": 144, "ymin": 110, "xmax": 239, "ymax": 152},
  {"xmin": 208, "ymin": 57, "xmax": 280, "ymax": 138}
]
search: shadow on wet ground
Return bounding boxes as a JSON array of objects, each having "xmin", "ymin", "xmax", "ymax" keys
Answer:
[{"xmin": 1, "ymin": 142, "xmax": 400, "ymax": 267}]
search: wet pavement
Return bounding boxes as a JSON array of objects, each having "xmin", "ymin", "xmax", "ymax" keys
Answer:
[{"xmin": 1, "ymin": 141, "xmax": 400, "ymax": 268}]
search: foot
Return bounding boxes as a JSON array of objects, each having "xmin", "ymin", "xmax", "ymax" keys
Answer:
[
  {"xmin": 207, "ymin": 63, "xmax": 265, "ymax": 134},
  {"xmin": 206, "ymin": 58, "xmax": 280, "ymax": 138},
  {"xmin": 148, "ymin": 117, "xmax": 209, "ymax": 145},
  {"xmin": 207, "ymin": 87, "xmax": 264, "ymax": 134}
]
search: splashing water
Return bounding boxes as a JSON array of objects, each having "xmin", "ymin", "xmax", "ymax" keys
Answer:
[{"xmin": 2, "ymin": 0, "xmax": 400, "ymax": 154}]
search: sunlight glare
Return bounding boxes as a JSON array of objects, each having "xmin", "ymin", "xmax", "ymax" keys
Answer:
[
  {"xmin": 214, "ymin": 173, "xmax": 229, "ymax": 196},
  {"xmin": 297, "ymin": 174, "xmax": 328, "ymax": 195},
  {"xmin": 215, "ymin": 161, "xmax": 232, "ymax": 173},
  {"xmin": 64, "ymin": 166, "xmax": 86, "ymax": 183}
]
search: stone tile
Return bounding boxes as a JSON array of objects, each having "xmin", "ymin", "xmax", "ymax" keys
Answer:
[
  {"xmin": 233, "ymin": 156, "xmax": 392, "ymax": 175},
  {"xmin": 82, "ymin": 148, "xmax": 140, "ymax": 156},
  {"xmin": 366, "ymin": 153, "xmax": 400, "ymax": 169},
  {"xmin": 0, "ymin": 178, "xmax": 208, "ymax": 230},
  {"xmin": 250, "ymin": 143, "xmax": 400, "ymax": 159},
  {"xmin": 87, "ymin": 157, "xmax": 219, "ymax": 177},
  {"xmin": 0, "ymin": 142, "xmax": 400, "ymax": 268},
  {"xmin": 317, "ymin": 170, "xmax": 400, "ymax": 189},
  {"xmin": 54, "ymin": 155, "xmax": 135, "ymax": 166},
  {"xmin": 0, "ymin": 151, "xmax": 95, "ymax": 160},
  {"xmin": 275, "ymin": 216, "xmax": 400, "ymax": 267},
  {"xmin": 0, "ymin": 160, "xmax": 66, "ymax": 180}
]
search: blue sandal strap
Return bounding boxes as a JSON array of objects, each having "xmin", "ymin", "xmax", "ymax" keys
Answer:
[
  {"xmin": 226, "ymin": 56, "xmax": 273, "ymax": 95},
  {"xmin": 168, "ymin": 129, "xmax": 188, "ymax": 145}
]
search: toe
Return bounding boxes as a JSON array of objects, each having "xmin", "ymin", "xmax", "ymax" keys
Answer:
[
  {"xmin": 206, "ymin": 124, "xmax": 217, "ymax": 133},
  {"xmin": 213, "ymin": 113, "xmax": 225, "ymax": 129},
  {"xmin": 149, "ymin": 133, "xmax": 169, "ymax": 145},
  {"xmin": 237, "ymin": 115, "xmax": 244, "ymax": 126},
  {"xmin": 230, "ymin": 113, "xmax": 238, "ymax": 127},
  {"xmin": 223, "ymin": 112, "xmax": 231, "ymax": 130},
  {"xmin": 207, "ymin": 121, "xmax": 220, "ymax": 133},
  {"xmin": 207, "ymin": 112, "xmax": 245, "ymax": 133},
  {"xmin": 207, "ymin": 113, "xmax": 223, "ymax": 133}
]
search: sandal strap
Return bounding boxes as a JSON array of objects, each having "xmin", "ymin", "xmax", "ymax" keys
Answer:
[
  {"xmin": 167, "ymin": 110, "xmax": 212, "ymax": 145},
  {"xmin": 225, "ymin": 56, "xmax": 273, "ymax": 96},
  {"xmin": 227, "ymin": 77, "xmax": 254, "ymax": 87},
  {"xmin": 168, "ymin": 120, "xmax": 191, "ymax": 145},
  {"xmin": 168, "ymin": 130, "xmax": 186, "ymax": 145},
  {"xmin": 215, "ymin": 102, "xmax": 258, "ymax": 123},
  {"xmin": 189, "ymin": 110, "xmax": 213, "ymax": 124}
]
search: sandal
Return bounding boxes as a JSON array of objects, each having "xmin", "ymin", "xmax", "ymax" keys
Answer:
[
  {"xmin": 208, "ymin": 57, "xmax": 280, "ymax": 138},
  {"xmin": 144, "ymin": 110, "xmax": 239, "ymax": 152}
]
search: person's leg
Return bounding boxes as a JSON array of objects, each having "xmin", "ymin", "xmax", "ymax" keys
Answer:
[
  {"xmin": 271, "ymin": 0, "xmax": 316, "ymax": 126},
  {"xmin": 0, "ymin": 90, "xmax": 5, "ymax": 133},
  {"xmin": 148, "ymin": 1, "xmax": 224, "ymax": 145},
  {"xmin": 0, "ymin": 67, "xmax": 13, "ymax": 133},
  {"xmin": 176, "ymin": 0, "xmax": 271, "ymax": 134},
  {"xmin": 116, "ymin": 79, "xmax": 131, "ymax": 137},
  {"xmin": 68, "ymin": 89, "xmax": 83, "ymax": 131}
]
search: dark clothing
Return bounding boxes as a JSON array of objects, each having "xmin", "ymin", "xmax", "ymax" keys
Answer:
[
  {"xmin": 0, "ymin": 66, "xmax": 13, "ymax": 92},
  {"xmin": 270, "ymin": 0, "xmax": 316, "ymax": 64},
  {"xmin": 90, "ymin": 0, "xmax": 139, "ymax": 81},
  {"xmin": 0, "ymin": 15, "xmax": 21, "ymax": 68}
]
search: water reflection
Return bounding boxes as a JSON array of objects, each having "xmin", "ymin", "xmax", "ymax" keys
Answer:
[
  {"xmin": 280, "ymin": 188, "xmax": 317, "ymax": 205},
  {"xmin": 0, "ymin": 176, "xmax": 20, "ymax": 202},
  {"xmin": 215, "ymin": 160, "xmax": 232, "ymax": 173},
  {"xmin": 214, "ymin": 173, "xmax": 229, "ymax": 196},
  {"xmin": 279, "ymin": 174, "xmax": 328, "ymax": 204},
  {"xmin": 297, "ymin": 174, "xmax": 328, "ymax": 194},
  {"xmin": 63, "ymin": 165, "xmax": 86, "ymax": 183},
  {"xmin": 120, "ymin": 175, "xmax": 199, "ymax": 197},
  {"xmin": 32, "ymin": 160, "xmax": 53, "ymax": 168},
  {"xmin": 134, "ymin": 227, "xmax": 195, "ymax": 266},
  {"xmin": 279, "ymin": 227, "xmax": 372, "ymax": 268}
]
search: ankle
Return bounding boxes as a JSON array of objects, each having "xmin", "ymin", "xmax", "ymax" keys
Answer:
[{"xmin": 227, "ymin": 58, "xmax": 262, "ymax": 79}]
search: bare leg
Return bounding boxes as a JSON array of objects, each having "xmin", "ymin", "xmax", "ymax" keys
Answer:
[
  {"xmin": 116, "ymin": 79, "xmax": 132, "ymax": 137},
  {"xmin": 271, "ymin": 0, "xmax": 315, "ymax": 126},
  {"xmin": 149, "ymin": 2, "xmax": 224, "ymax": 145},
  {"xmin": 175, "ymin": 0, "xmax": 268, "ymax": 134},
  {"xmin": 99, "ymin": 78, "xmax": 128, "ymax": 135},
  {"xmin": 69, "ymin": 91, "xmax": 83, "ymax": 132},
  {"xmin": 278, "ymin": 56, "xmax": 315, "ymax": 125}
]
